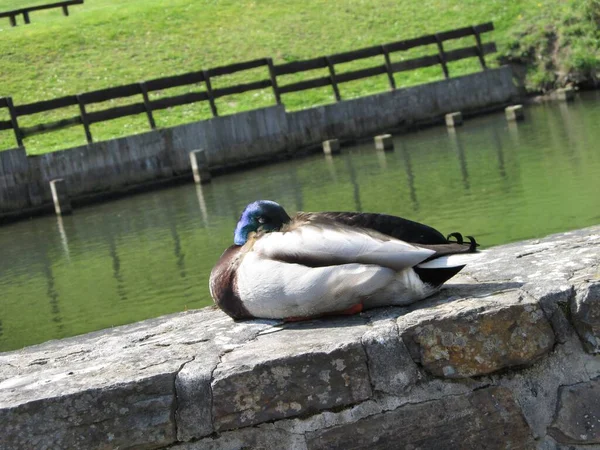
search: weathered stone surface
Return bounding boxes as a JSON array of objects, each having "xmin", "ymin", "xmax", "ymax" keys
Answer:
[
  {"xmin": 361, "ymin": 310, "xmax": 421, "ymax": 394},
  {"xmin": 175, "ymin": 354, "xmax": 220, "ymax": 441},
  {"xmin": 549, "ymin": 378, "xmax": 600, "ymax": 444},
  {"xmin": 0, "ymin": 373, "xmax": 175, "ymax": 450},
  {"xmin": 306, "ymin": 386, "xmax": 535, "ymax": 450},
  {"xmin": 523, "ymin": 282, "xmax": 574, "ymax": 344},
  {"xmin": 0, "ymin": 308, "xmax": 276, "ymax": 449},
  {"xmin": 211, "ymin": 318, "xmax": 371, "ymax": 431},
  {"xmin": 570, "ymin": 282, "xmax": 600, "ymax": 353},
  {"xmin": 400, "ymin": 292, "xmax": 555, "ymax": 378},
  {"xmin": 172, "ymin": 424, "xmax": 307, "ymax": 450}
]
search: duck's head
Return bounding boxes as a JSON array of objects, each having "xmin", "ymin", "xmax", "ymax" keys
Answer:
[{"xmin": 234, "ymin": 200, "xmax": 292, "ymax": 245}]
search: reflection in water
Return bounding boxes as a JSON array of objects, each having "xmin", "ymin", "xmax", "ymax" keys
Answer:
[
  {"xmin": 376, "ymin": 149, "xmax": 388, "ymax": 170},
  {"xmin": 169, "ymin": 219, "xmax": 186, "ymax": 280},
  {"xmin": 447, "ymin": 128, "xmax": 469, "ymax": 190},
  {"xmin": 490, "ymin": 128, "xmax": 507, "ymax": 179},
  {"xmin": 41, "ymin": 250, "xmax": 63, "ymax": 331},
  {"xmin": 195, "ymin": 185, "xmax": 209, "ymax": 228},
  {"xmin": 343, "ymin": 152, "xmax": 362, "ymax": 211},
  {"xmin": 107, "ymin": 233, "xmax": 127, "ymax": 302},
  {"xmin": 56, "ymin": 216, "xmax": 71, "ymax": 262},
  {"xmin": 2, "ymin": 92, "xmax": 600, "ymax": 352},
  {"xmin": 507, "ymin": 120, "xmax": 520, "ymax": 146},
  {"xmin": 399, "ymin": 142, "xmax": 418, "ymax": 211},
  {"xmin": 324, "ymin": 154, "xmax": 339, "ymax": 182},
  {"xmin": 288, "ymin": 166, "xmax": 304, "ymax": 211}
]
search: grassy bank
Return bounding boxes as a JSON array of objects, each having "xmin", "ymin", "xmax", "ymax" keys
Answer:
[{"xmin": 0, "ymin": 0, "xmax": 598, "ymax": 154}]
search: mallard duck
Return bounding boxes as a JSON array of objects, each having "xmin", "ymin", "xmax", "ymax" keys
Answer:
[{"xmin": 210, "ymin": 200, "xmax": 479, "ymax": 321}]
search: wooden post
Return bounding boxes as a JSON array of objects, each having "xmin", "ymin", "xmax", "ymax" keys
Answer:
[
  {"xmin": 445, "ymin": 112, "xmax": 463, "ymax": 127},
  {"xmin": 23, "ymin": 11, "xmax": 30, "ymax": 24},
  {"xmin": 9, "ymin": 15, "xmax": 16, "ymax": 26},
  {"xmin": 139, "ymin": 82, "xmax": 156, "ymax": 129},
  {"xmin": 382, "ymin": 45, "xmax": 396, "ymax": 90},
  {"xmin": 322, "ymin": 139, "xmax": 340, "ymax": 155},
  {"xmin": 50, "ymin": 179, "xmax": 72, "ymax": 215},
  {"xmin": 472, "ymin": 26, "xmax": 487, "ymax": 70},
  {"xmin": 202, "ymin": 70, "xmax": 218, "ymax": 117},
  {"xmin": 189, "ymin": 149, "xmax": 211, "ymax": 184},
  {"xmin": 505, "ymin": 105, "xmax": 524, "ymax": 121},
  {"xmin": 6, "ymin": 97, "xmax": 23, "ymax": 147},
  {"xmin": 325, "ymin": 57, "xmax": 341, "ymax": 101},
  {"xmin": 62, "ymin": 5, "xmax": 70, "ymax": 16},
  {"xmin": 374, "ymin": 134, "xmax": 394, "ymax": 151},
  {"xmin": 76, "ymin": 95, "xmax": 93, "ymax": 143},
  {"xmin": 266, "ymin": 58, "xmax": 282, "ymax": 105},
  {"xmin": 435, "ymin": 34, "xmax": 449, "ymax": 79}
]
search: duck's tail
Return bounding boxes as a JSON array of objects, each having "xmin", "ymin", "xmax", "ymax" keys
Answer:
[
  {"xmin": 412, "ymin": 233, "xmax": 484, "ymax": 288},
  {"xmin": 415, "ymin": 251, "xmax": 484, "ymax": 269}
]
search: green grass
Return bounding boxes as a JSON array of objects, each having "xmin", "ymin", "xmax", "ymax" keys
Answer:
[{"xmin": 0, "ymin": 0, "xmax": 598, "ymax": 154}]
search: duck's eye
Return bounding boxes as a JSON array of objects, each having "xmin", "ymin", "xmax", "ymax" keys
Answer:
[{"xmin": 257, "ymin": 217, "xmax": 267, "ymax": 224}]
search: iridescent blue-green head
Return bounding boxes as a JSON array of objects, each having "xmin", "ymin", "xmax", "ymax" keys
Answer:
[{"xmin": 234, "ymin": 200, "xmax": 292, "ymax": 245}]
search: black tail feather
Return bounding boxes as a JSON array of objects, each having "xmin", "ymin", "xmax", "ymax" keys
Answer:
[{"xmin": 414, "ymin": 265, "xmax": 465, "ymax": 288}]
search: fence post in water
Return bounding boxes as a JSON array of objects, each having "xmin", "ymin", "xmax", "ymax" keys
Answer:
[
  {"xmin": 323, "ymin": 139, "xmax": 340, "ymax": 155},
  {"xmin": 50, "ymin": 179, "xmax": 72, "ymax": 215},
  {"xmin": 190, "ymin": 149, "xmax": 211, "ymax": 184},
  {"xmin": 505, "ymin": 105, "xmax": 524, "ymax": 121},
  {"xmin": 374, "ymin": 134, "xmax": 394, "ymax": 151},
  {"xmin": 445, "ymin": 112, "xmax": 463, "ymax": 127}
]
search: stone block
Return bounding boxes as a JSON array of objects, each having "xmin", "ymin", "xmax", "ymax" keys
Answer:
[
  {"xmin": 570, "ymin": 281, "xmax": 600, "ymax": 353},
  {"xmin": 175, "ymin": 354, "xmax": 220, "ymax": 441},
  {"xmin": 361, "ymin": 317, "xmax": 420, "ymax": 394},
  {"xmin": 506, "ymin": 104, "xmax": 525, "ymax": 121},
  {"xmin": 445, "ymin": 111, "xmax": 463, "ymax": 127},
  {"xmin": 0, "ymin": 373, "xmax": 176, "ymax": 450},
  {"xmin": 211, "ymin": 318, "xmax": 371, "ymax": 431},
  {"xmin": 548, "ymin": 378, "xmax": 600, "ymax": 444},
  {"xmin": 322, "ymin": 139, "xmax": 340, "ymax": 155},
  {"xmin": 373, "ymin": 134, "xmax": 394, "ymax": 151},
  {"xmin": 399, "ymin": 292, "xmax": 555, "ymax": 378},
  {"xmin": 306, "ymin": 386, "xmax": 535, "ymax": 450}
]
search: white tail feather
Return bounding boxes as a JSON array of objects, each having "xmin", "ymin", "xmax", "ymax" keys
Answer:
[{"xmin": 416, "ymin": 251, "xmax": 485, "ymax": 269}]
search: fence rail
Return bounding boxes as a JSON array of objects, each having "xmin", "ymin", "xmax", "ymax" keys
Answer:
[
  {"xmin": 0, "ymin": 22, "xmax": 496, "ymax": 148},
  {"xmin": 0, "ymin": 0, "xmax": 83, "ymax": 26}
]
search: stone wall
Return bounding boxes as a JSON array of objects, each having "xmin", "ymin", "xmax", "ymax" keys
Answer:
[
  {"xmin": 1, "ymin": 226, "xmax": 599, "ymax": 449},
  {"xmin": 0, "ymin": 67, "xmax": 518, "ymax": 220}
]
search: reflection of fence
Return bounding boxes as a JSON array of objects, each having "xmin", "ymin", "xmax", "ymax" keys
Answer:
[
  {"xmin": 0, "ymin": 0, "xmax": 83, "ymax": 27},
  {"xmin": 0, "ymin": 22, "xmax": 495, "ymax": 148}
]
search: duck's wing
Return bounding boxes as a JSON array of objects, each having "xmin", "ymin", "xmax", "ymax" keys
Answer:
[
  {"xmin": 253, "ymin": 222, "xmax": 435, "ymax": 271},
  {"xmin": 306, "ymin": 211, "xmax": 448, "ymax": 245}
]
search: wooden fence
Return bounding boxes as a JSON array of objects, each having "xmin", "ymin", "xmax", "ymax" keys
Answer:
[
  {"xmin": 0, "ymin": 0, "xmax": 83, "ymax": 27},
  {"xmin": 0, "ymin": 22, "xmax": 496, "ymax": 148}
]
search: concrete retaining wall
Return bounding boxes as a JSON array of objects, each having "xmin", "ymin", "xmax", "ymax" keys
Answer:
[
  {"xmin": 0, "ymin": 67, "xmax": 518, "ymax": 219},
  {"xmin": 1, "ymin": 226, "xmax": 599, "ymax": 449}
]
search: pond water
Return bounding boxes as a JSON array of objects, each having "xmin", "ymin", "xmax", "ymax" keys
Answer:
[{"xmin": 1, "ymin": 92, "xmax": 600, "ymax": 352}]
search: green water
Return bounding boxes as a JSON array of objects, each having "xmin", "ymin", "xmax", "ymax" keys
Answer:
[{"xmin": 1, "ymin": 92, "xmax": 600, "ymax": 352}]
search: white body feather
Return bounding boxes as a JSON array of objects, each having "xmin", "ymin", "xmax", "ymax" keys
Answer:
[{"xmin": 236, "ymin": 224, "xmax": 445, "ymax": 319}]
